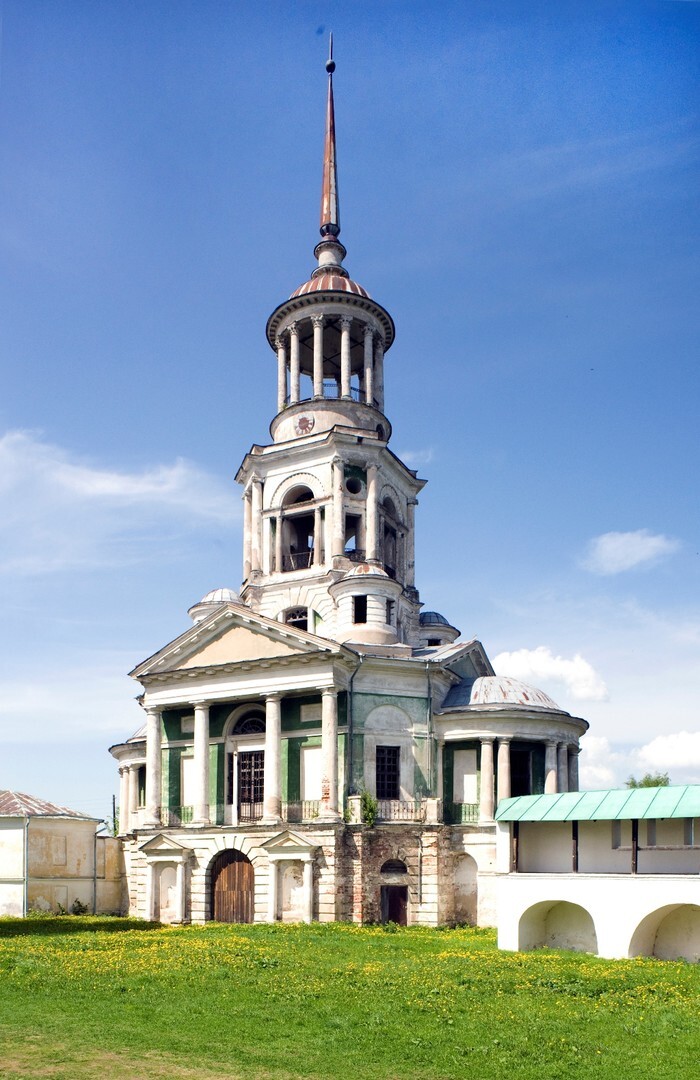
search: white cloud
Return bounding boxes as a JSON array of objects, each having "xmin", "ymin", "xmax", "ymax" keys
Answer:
[
  {"xmin": 493, "ymin": 644, "xmax": 608, "ymax": 702},
  {"xmin": 632, "ymin": 731, "xmax": 700, "ymax": 780},
  {"xmin": 578, "ymin": 736, "xmax": 624, "ymax": 789},
  {"xmin": 396, "ymin": 447, "xmax": 434, "ymax": 467},
  {"xmin": 0, "ymin": 430, "xmax": 237, "ymax": 575},
  {"xmin": 582, "ymin": 529, "xmax": 680, "ymax": 575}
]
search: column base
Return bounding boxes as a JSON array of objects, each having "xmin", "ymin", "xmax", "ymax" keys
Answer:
[
  {"xmin": 261, "ymin": 815, "xmax": 282, "ymax": 827},
  {"xmin": 317, "ymin": 809, "xmax": 342, "ymax": 823}
]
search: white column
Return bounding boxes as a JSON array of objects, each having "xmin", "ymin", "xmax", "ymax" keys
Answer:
[
  {"xmin": 405, "ymin": 499, "xmax": 417, "ymax": 587},
  {"xmin": 313, "ymin": 505, "xmax": 323, "ymax": 567},
  {"xmin": 366, "ymin": 464, "xmax": 379, "ymax": 562},
  {"xmin": 251, "ymin": 478, "xmax": 263, "ymax": 572},
  {"xmin": 118, "ymin": 768, "xmax": 129, "ymax": 834},
  {"xmin": 479, "ymin": 738, "xmax": 495, "ymax": 821},
  {"xmin": 497, "ymin": 738, "xmax": 512, "ymax": 804},
  {"xmin": 557, "ymin": 742, "xmax": 569, "ymax": 793},
  {"xmin": 192, "ymin": 702, "xmax": 210, "ymax": 825},
  {"xmin": 436, "ymin": 738, "xmax": 444, "ymax": 805},
  {"xmin": 312, "ymin": 315, "xmax": 324, "ymax": 397},
  {"xmin": 175, "ymin": 861, "xmax": 185, "ymax": 923},
  {"xmin": 363, "ymin": 325, "xmax": 374, "ymax": 405},
  {"xmin": 275, "ymin": 513, "xmax": 283, "ymax": 573},
  {"xmin": 128, "ymin": 765, "xmax": 139, "ymax": 824},
  {"xmin": 568, "ymin": 746, "xmax": 580, "ymax": 792},
  {"xmin": 303, "ymin": 858, "xmax": 313, "ymax": 924},
  {"xmin": 262, "ymin": 694, "xmax": 282, "ymax": 824},
  {"xmin": 276, "ymin": 336, "xmax": 287, "ymax": 414},
  {"xmin": 243, "ymin": 490, "xmax": 252, "ymax": 579},
  {"xmin": 340, "ymin": 315, "xmax": 352, "ymax": 398},
  {"xmin": 267, "ymin": 859, "xmax": 278, "ymax": 923},
  {"xmin": 289, "ymin": 322, "xmax": 300, "ymax": 404},
  {"xmin": 319, "ymin": 688, "xmax": 340, "ymax": 821},
  {"xmin": 144, "ymin": 861, "xmax": 156, "ymax": 921},
  {"xmin": 375, "ymin": 338, "xmax": 385, "ymax": 413},
  {"xmin": 545, "ymin": 741, "xmax": 558, "ymax": 794},
  {"xmin": 145, "ymin": 707, "xmax": 162, "ymax": 827},
  {"xmin": 332, "ymin": 458, "xmax": 345, "ymax": 558}
]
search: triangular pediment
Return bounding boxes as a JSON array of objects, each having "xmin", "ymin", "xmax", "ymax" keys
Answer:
[
  {"xmin": 262, "ymin": 829, "xmax": 318, "ymax": 855},
  {"xmin": 130, "ymin": 603, "xmax": 341, "ymax": 679},
  {"xmin": 139, "ymin": 833, "xmax": 189, "ymax": 855}
]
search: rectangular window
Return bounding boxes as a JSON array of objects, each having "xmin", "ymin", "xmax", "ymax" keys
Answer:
[
  {"xmin": 386, "ymin": 599, "xmax": 395, "ymax": 625},
  {"xmin": 238, "ymin": 750, "xmax": 265, "ymax": 810},
  {"xmin": 353, "ymin": 595, "xmax": 367, "ymax": 623},
  {"xmin": 376, "ymin": 745, "xmax": 400, "ymax": 800},
  {"xmin": 137, "ymin": 765, "xmax": 147, "ymax": 807}
]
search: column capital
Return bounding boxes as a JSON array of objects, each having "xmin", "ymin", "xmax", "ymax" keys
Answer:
[
  {"xmin": 311, "ymin": 314, "xmax": 325, "ymax": 328},
  {"xmin": 264, "ymin": 691, "xmax": 283, "ymax": 704},
  {"xmin": 275, "ymin": 336, "xmax": 285, "ymax": 352},
  {"xmin": 480, "ymin": 736, "xmax": 495, "ymax": 745},
  {"xmin": 339, "ymin": 314, "xmax": 352, "ymax": 329},
  {"xmin": 497, "ymin": 736, "xmax": 512, "ymax": 746},
  {"xmin": 288, "ymin": 320, "xmax": 299, "ymax": 337},
  {"xmin": 363, "ymin": 323, "xmax": 374, "ymax": 339},
  {"xmin": 321, "ymin": 686, "xmax": 338, "ymax": 699},
  {"xmin": 191, "ymin": 699, "xmax": 212, "ymax": 710}
]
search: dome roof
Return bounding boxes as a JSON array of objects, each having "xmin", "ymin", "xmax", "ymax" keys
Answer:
[
  {"xmin": 420, "ymin": 611, "xmax": 451, "ymax": 626},
  {"xmin": 470, "ymin": 676, "xmax": 561, "ymax": 711},
  {"xmin": 199, "ymin": 587, "xmax": 240, "ymax": 604},
  {"xmin": 290, "ymin": 272, "xmax": 370, "ymax": 299},
  {"xmin": 345, "ymin": 562, "xmax": 388, "ymax": 577}
]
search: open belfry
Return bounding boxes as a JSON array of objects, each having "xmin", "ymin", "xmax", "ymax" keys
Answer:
[{"xmin": 111, "ymin": 47, "xmax": 588, "ymax": 927}]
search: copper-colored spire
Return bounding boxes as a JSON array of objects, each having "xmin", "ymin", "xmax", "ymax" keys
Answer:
[{"xmin": 320, "ymin": 33, "xmax": 340, "ymax": 239}]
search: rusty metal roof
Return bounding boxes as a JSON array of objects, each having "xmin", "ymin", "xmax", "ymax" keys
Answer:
[
  {"xmin": 443, "ymin": 675, "xmax": 562, "ymax": 711},
  {"xmin": 290, "ymin": 272, "xmax": 370, "ymax": 299},
  {"xmin": 496, "ymin": 785, "xmax": 700, "ymax": 822},
  {"xmin": 0, "ymin": 790, "xmax": 97, "ymax": 819}
]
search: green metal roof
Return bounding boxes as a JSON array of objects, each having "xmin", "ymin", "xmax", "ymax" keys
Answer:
[{"xmin": 495, "ymin": 785, "xmax": 700, "ymax": 823}]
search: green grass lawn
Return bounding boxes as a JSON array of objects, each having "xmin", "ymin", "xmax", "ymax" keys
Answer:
[{"xmin": 0, "ymin": 917, "xmax": 698, "ymax": 1079}]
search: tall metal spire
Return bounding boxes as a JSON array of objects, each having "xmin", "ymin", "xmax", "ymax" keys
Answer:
[{"xmin": 320, "ymin": 33, "xmax": 340, "ymax": 239}]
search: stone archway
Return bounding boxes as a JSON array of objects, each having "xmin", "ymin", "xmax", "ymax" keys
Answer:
[
  {"xmin": 210, "ymin": 849, "xmax": 255, "ymax": 923},
  {"xmin": 629, "ymin": 904, "xmax": 700, "ymax": 962},
  {"xmin": 519, "ymin": 901, "xmax": 598, "ymax": 954}
]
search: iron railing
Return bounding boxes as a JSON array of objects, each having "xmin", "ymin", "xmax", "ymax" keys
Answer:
[
  {"xmin": 162, "ymin": 806, "xmax": 194, "ymax": 826},
  {"xmin": 376, "ymin": 800, "xmax": 425, "ymax": 823},
  {"xmin": 238, "ymin": 801, "xmax": 264, "ymax": 822},
  {"xmin": 445, "ymin": 802, "xmax": 480, "ymax": 824},
  {"xmin": 282, "ymin": 800, "xmax": 321, "ymax": 823},
  {"xmin": 282, "ymin": 551, "xmax": 313, "ymax": 572}
]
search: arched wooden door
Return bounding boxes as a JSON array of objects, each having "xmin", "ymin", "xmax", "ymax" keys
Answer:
[{"xmin": 210, "ymin": 849, "xmax": 255, "ymax": 923}]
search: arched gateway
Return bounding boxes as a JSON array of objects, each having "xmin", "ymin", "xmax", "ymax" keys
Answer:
[{"xmin": 210, "ymin": 849, "xmax": 255, "ymax": 923}]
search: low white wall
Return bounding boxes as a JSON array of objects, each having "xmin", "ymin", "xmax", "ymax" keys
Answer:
[{"xmin": 498, "ymin": 873, "xmax": 700, "ymax": 960}]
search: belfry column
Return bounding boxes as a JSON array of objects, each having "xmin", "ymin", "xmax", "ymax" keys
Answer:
[
  {"xmin": 375, "ymin": 338, "xmax": 385, "ymax": 414},
  {"xmin": 332, "ymin": 458, "xmax": 345, "ymax": 558},
  {"xmin": 497, "ymin": 738, "xmax": 512, "ymax": 804},
  {"xmin": 557, "ymin": 743, "xmax": 569, "ymax": 794},
  {"xmin": 289, "ymin": 323, "xmax": 300, "ymax": 404},
  {"xmin": 366, "ymin": 464, "xmax": 379, "ymax": 562},
  {"xmin": 406, "ymin": 499, "xmax": 417, "ymax": 587},
  {"xmin": 144, "ymin": 707, "xmax": 162, "ymax": 827},
  {"xmin": 312, "ymin": 315, "xmax": 325, "ymax": 397},
  {"xmin": 275, "ymin": 513, "xmax": 283, "ymax": 573},
  {"xmin": 243, "ymin": 490, "xmax": 252, "ymax": 579},
  {"xmin": 319, "ymin": 688, "xmax": 340, "ymax": 821},
  {"xmin": 363, "ymin": 326, "xmax": 374, "ymax": 405},
  {"xmin": 479, "ymin": 738, "xmax": 495, "ymax": 821},
  {"xmin": 276, "ymin": 337, "xmax": 287, "ymax": 414},
  {"xmin": 313, "ymin": 505, "xmax": 323, "ymax": 567},
  {"xmin": 340, "ymin": 316, "xmax": 352, "ymax": 398},
  {"xmin": 544, "ymin": 741, "xmax": 558, "ymax": 794},
  {"xmin": 262, "ymin": 694, "xmax": 282, "ymax": 824},
  {"xmin": 192, "ymin": 702, "xmax": 210, "ymax": 825},
  {"xmin": 128, "ymin": 766, "xmax": 139, "ymax": 826},
  {"xmin": 251, "ymin": 478, "xmax": 263, "ymax": 573}
]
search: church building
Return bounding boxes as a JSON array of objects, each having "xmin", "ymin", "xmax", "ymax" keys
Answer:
[{"xmin": 110, "ymin": 51, "xmax": 588, "ymax": 927}]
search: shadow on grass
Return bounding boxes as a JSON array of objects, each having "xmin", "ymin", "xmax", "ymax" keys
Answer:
[{"xmin": 0, "ymin": 916, "xmax": 162, "ymax": 937}]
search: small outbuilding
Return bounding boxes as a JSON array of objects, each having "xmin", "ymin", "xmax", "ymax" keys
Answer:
[
  {"xmin": 495, "ymin": 785, "xmax": 700, "ymax": 961},
  {"xmin": 0, "ymin": 791, "xmax": 124, "ymax": 916}
]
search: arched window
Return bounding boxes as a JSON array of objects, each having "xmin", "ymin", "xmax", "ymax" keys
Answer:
[
  {"xmin": 381, "ymin": 859, "xmax": 407, "ymax": 874},
  {"xmin": 285, "ymin": 607, "xmax": 308, "ymax": 632},
  {"xmin": 233, "ymin": 712, "xmax": 266, "ymax": 735},
  {"xmin": 279, "ymin": 486, "xmax": 317, "ymax": 572}
]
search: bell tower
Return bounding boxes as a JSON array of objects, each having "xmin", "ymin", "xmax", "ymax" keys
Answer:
[{"xmin": 236, "ymin": 43, "xmax": 425, "ymax": 647}]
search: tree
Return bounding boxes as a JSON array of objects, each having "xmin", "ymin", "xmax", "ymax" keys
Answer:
[{"xmin": 626, "ymin": 772, "xmax": 670, "ymax": 788}]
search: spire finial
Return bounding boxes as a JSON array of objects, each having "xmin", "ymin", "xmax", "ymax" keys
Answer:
[{"xmin": 320, "ymin": 33, "xmax": 340, "ymax": 239}]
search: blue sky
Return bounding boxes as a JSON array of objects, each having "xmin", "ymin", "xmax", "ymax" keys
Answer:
[{"xmin": 1, "ymin": 0, "xmax": 698, "ymax": 820}]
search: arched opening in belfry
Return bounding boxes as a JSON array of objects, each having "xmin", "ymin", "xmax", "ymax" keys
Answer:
[
  {"xmin": 280, "ymin": 485, "xmax": 316, "ymax": 571},
  {"xmin": 381, "ymin": 496, "xmax": 400, "ymax": 579},
  {"xmin": 284, "ymin": 606, "xmax": 309, "ymax": 632}
]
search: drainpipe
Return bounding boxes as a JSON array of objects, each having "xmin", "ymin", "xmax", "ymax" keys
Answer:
[
  {"xmin": 23, "ymin": 817, "xmax": 30, "ymax": 917},
  {"xmin": 347, "ymin": 654, "xmax": 364, "ymax": 796}
]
